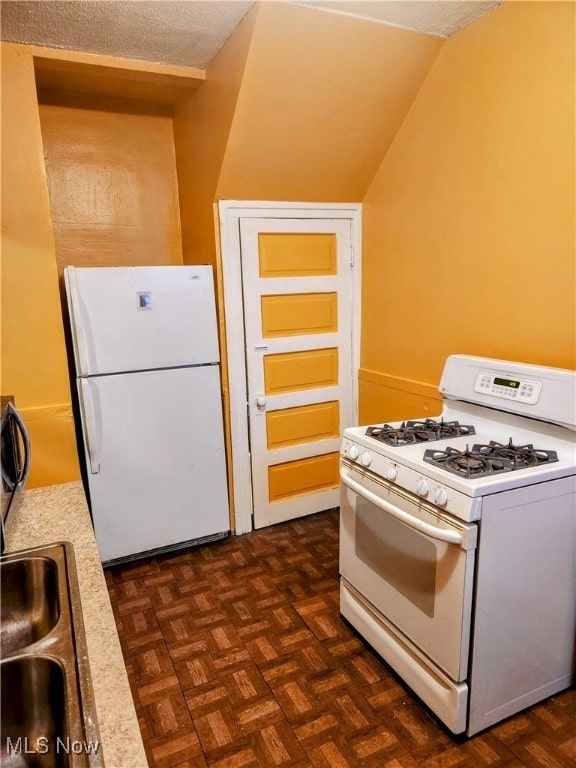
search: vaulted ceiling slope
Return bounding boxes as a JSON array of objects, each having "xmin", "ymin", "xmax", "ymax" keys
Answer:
[
  {"xmin": 1, "ymin": 0, "xmax": 503, "ymax": 69},
  {"xmin": 171, "ymin": 0, "xmax": 448, "ymax": 264},
  {"xmin": 213, "ymin": 1, "xmax": 445, "ymax": 201}
]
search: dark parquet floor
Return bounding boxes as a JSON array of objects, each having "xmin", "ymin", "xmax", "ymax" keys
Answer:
[{"xmin": 106, "ymin": 509, "xmax": 575, "ymax": 768}]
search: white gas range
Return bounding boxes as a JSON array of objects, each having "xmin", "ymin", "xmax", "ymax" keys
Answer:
[{"xmin": 339, "ymin": 355, "xmax": 576, "ymax": 736}]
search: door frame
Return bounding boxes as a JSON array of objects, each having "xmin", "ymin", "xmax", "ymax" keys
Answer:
[{"xmin": 219, "ymin": 200, "xmax": 362, "ymax": 534}]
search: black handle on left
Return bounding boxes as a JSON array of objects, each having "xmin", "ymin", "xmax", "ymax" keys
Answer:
[{"xmin": 8, "ymin": 402, "xmax": 31, "ymax": 491}]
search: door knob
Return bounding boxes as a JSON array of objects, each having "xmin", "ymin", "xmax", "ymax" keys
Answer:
[{"xmin": 256, "ymin": 396, "xmax": 267, "ymax": 409}]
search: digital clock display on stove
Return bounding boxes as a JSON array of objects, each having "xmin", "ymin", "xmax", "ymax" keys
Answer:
[
  {"xmin": 493, "ymin": 377, "xmax": 520, "ymax": 389},
  {"xmin": 474, "ymin": 371, "xmax": 541, "ymax": 404}
]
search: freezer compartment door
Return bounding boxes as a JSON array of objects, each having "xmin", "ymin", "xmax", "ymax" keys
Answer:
[
  {"xmin": 66, "ymin": 265, "xmax": 219, "ymax": 376},
  {"xmin": 79, "ymin": 365, "xmax": 229, "ymax": 562}
]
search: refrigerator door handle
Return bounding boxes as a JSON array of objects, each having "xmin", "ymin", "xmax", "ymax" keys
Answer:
[
  {"xmin": 66, "ymin": 268, "xmax": 91, "ymax": 377},
  {"xmin": 79, "ymin": 379, "xmax": 101, "ymax": 474}
]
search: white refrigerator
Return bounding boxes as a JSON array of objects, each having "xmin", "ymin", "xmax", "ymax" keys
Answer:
[{"xmin": 64, "ymin": 265, "xmax": 230, "ymax": 564}]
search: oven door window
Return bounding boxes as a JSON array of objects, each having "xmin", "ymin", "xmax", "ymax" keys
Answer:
[
  {"xmin": 340, "ymin": 466, "xmax": 477, "ymax": 682},
  {"xmin": 356, "ymin": 498, "xmax": 437, "ymax": 617}
]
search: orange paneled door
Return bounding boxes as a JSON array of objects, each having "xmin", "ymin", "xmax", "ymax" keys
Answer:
[{"xmin": 240, "ymin": 218, "xmax": 355, "ymax": 528}]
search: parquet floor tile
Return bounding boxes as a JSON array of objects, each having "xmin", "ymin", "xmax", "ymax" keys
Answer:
[{"xmin": 106, "ymin": 509, "xmax": 575, "ymax": 768}]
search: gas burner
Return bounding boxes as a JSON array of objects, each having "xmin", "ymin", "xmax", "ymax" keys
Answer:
[
  {"xmin": 472, "ymin": 439, "xmax": 559, "ymax": 470},
  {"xmin": 424, "ymin": 439, "xmax": 559, "ymax": 478},
  {"xmin": 366, "ymin": 419, "xmax": 475, "ymax": 446},
  {"xmin": 406, "ymin": 419, "xmax": 476, "ymax": 440},
  {"xmin": 424, "ymin": 446, "xmax": 513, "ymax": 478},
  {"xmin": 366, "ymin": 424, "xmax": 434, "ymax": 446}
]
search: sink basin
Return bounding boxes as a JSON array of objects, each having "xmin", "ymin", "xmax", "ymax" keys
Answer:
[
  {"xmin": 1, "ymin": 657, "xmax": 69, "ymax": 768},
  {"xmin": 0, "ymin": 543, "xmax": 104, "ymax": 767},
  {"xmin": 1, "ymin": 556, "xmax": 60, "ymax": 655}
]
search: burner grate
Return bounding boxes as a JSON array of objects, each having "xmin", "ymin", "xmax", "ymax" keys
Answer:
[
  {"xmin": 424, "ymin": 439, "xmax": 559, "ymax": 478},
  {"xmin": 472, "ymin": 439, "xmax": 559, "ymax": 470},
  {"xmin": 424, "ymin": 446, "xmax": 512, "ymax": 478},
  {"xmin": 366, "ymin": 419, "xmax": 475, "ymax": 446}
]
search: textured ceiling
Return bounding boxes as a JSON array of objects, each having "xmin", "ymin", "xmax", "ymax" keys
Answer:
[
  {"xmin": 0, "ymin": 1, "xmax": 503, "ymax": 69},
  {"xmin": 293, "ymin": 1, "xmax": 503, "ymax": 38},
  {"xmin": 0, "ymin": 1, "xmax": 257, "ymax": 68}
]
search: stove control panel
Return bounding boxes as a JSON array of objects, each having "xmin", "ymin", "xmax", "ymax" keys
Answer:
[
  {"xmin": 474, "ymin": 372, "xmax": 541, "ymax": 404},
  {"xmin": 340, "ymin": 438, "xmax": 481, "ymax": 521}
]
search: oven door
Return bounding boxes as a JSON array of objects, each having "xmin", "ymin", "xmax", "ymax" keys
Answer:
[{"xmin": 340, "ymin": 459, "xmax": 477, "ymax": 682}]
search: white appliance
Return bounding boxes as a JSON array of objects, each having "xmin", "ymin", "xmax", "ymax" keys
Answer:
[
  {"xmin": 65, "ymin": 265, "xmax": 230, "ymax": 564},
  {"xmin": 340, "ymin": 355, "xmax": 576, "ymax": 736}
]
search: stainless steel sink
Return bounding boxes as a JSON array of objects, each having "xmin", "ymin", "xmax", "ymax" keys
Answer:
[
  {"xmin": 1, "ymin": 657, "xmax": 68, "ymax": 768},
  {"xmin": 0, "ymin": 543, "xmax": 104, "ymax": 767},
  {"xmin": 1, "ymin": 555, "xmax": 60, "ymax": 655}
]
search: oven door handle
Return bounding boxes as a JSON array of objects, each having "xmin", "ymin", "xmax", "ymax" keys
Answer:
[{"xmin": 340, "ymin": 468, "xmax": 464, "ymax": 546}]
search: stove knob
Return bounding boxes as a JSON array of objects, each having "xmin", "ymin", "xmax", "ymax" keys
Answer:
[
  {"xmin": 435, "ymin": 488, "xmax": 448, "ymax": 507},
  {"xmin": 386, "ymin": 466, "xmax": 398, "ymax": 481},
  {"xmin": 360, "ymin": 451, "xmax": 372, "ymax": 467},
  {"xmin": 417, "ymin": 479, "xmax": 429, "ymax": 497},
  {"xmin": 349, "ymin": 445, "xmax": 359, "ymax": 461}
]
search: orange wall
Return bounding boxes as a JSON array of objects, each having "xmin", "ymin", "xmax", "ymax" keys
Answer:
[
  {"xmin": 173, "ymin": 5, "xmax": 257, "ymax": 268},
  {"xmin": 216, "ymin": 2, "xmax": 442, "ymax": 202},
  {"xmin": 360, "ymin": 1, "xmax": 576, "ymax": 424},
  {"xmin": 39, "ymin": 103, "xmax": 183, "ymax": 275},
  {"xmin": 0, "ymin": 43, "xmax": 79, "ymax": 487}
]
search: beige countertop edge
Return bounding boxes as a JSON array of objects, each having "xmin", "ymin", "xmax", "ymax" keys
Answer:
[{"xmin": 4, "ymin": 481, "xmax": 149, "ymax": 768}]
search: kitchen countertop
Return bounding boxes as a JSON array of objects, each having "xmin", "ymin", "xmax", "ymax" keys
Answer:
[{"xmin": 4, "ymin": 481, "xmax": 149, "ymax": 768}]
